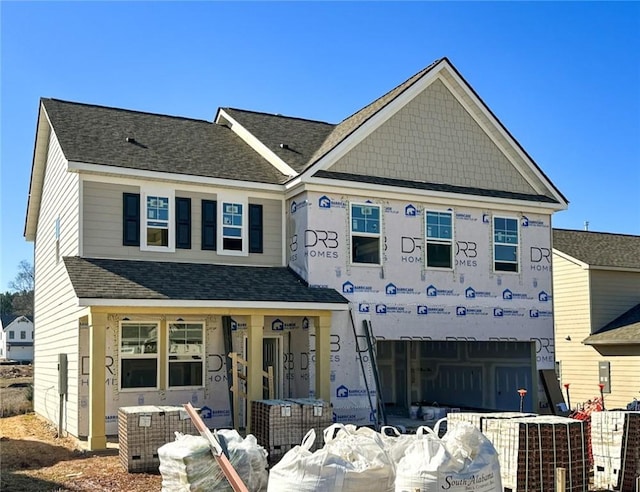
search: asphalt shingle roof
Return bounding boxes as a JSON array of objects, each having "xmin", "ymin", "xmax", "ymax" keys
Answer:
[
  {"xmin": 315, "ymin": 171, "xmax": 560, "ymax": 203},
  {"xmin": 42, "ymin": 98, "xmax": 289, "ymax": 185},
  {"xmin": 583, "ymin": 303, "xmax": 640, "ymax": 345},
  {"xmin": 221, "ymin": 108, "xmax": 335, "ymax": 173},
  {"xmin": 63, "ymin": 257, "xmax": 348, "ymax": 304},
  {"xmin": 306, "ymin": 59, "xmax": 444, "ymax": 169},
  {"xmin": 553, "ymin": 229, "xmax": 640, "ymax": 270}
]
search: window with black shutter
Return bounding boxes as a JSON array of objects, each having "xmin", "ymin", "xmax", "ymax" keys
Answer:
[
  {"xmin": 249, "ymin": 204, "xmax": 263, "ymax": 254},
  {"xmin": 201, "ymin": 200, "xmax": 217, "ymax": 250},
  {"xmin": 175, "ymin": 197, "xmax": 191, "ymax": 249},
  {"xmin": 123, "ymin": 193, "xmax": 140, "ymax": 246}
]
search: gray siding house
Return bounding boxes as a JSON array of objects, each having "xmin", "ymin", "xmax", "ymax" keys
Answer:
[{"xmin": 25, "ymin": 58, "xmax": 567, "ymax": 449}]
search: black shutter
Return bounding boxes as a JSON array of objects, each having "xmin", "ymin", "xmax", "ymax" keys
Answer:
[
  {"xmin": 175, "ymin": 197, "xmax": 191, "ymax": 249},
  {"xmin": 202, "ymin": 200, "xmax": 217, "ymax": 250},
  {"xmin": 123, "ymin": 193, "xmax": 140, "ymax": 246},
  {"xmin": 249, "ymin": 204, "xmax": 263, "ymax": 253}
]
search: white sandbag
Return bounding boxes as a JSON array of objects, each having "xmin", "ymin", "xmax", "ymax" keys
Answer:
[
  {"xmin": 322, "ymin": 423, "xmax": 395, "ymax": 492},
  {"xmin": 379, "ymin": 426, "xmax": 416, "ymax": 463},
  {"xmin": 268, "ymin": 424, "xmax": 395, "ymax": 492},
  {"xmin": 267, "ymin": 429, "xmax": 348, "ymax": 492},
  {"xmin": 218, "ymin": 430, "xmax": 269, "ymax": 492},
  {"xmin": 158, "ymin": 431, "xmax": 268, "ymax": 492},
  {"xmin": 158, "ymin": 433, "xmax": 223, "ymax": 492},
  {"xmin": 395, "ymin": 421, "xmax": 502, "ymax": 492}
]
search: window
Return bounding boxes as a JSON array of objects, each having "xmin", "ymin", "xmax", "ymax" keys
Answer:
[
  {"xmin": 425, "ymin": 211, "xmax": 453, "ymax": 268},
  {"xmin": 493, "ymin": 217, "xmax": 519, "ymax": 272},
  {"xmin": 20, "ymin": 331, "xmax": 26, "ymax": 340},
  {"xmin": 168, "ymin": 322, "xmax": 204, "ymax": 387},
  {"xmin": 8, "ymin": 331, "xmax": 14, "ymax": 340},
  {"xmin": 350, "ymin": 203, "xmax": 381, "ymax": 264},
  {"xmin": 222, "ymin": 202, "xmax": 243, "ymax": 251},
  {"xmin": 120, "ymin": 322, "xmax": 158, "ymax": 389},
  {"xmin": 146, "ymin": 195, "xmax": 170, "ymax": 246},
  {"xmin": 141, "ymin": 188, "xmax": 175, "ymax": 251}
]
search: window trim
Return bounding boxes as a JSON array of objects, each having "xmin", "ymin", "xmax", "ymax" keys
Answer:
[
  {"xmin": 217, "ymin": 193, "xmax": 248, "ymax": 256},
  {"xmin": 141, "ymin": 187, "xmax": 175, "ymax": 252},
  {"xmin": 493, "ymin": 215, "xmax": 520, "ymax": 273},
  {"xmin": 349, "ymin": 201, "xmax": 383, "ymax": 266},
  {"xmin": 166, "ymin": 321, "xmax": 205, "ymax": 389},
  {"xmin": 424, "ymin": 209, "xmax": 454, "ymax": 270},
  {"xmin": 119, "ymin": 321, "xmax": 160, "ymax": 391}
]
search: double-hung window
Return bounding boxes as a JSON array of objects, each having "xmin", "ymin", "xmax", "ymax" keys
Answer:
[
  {"xmin": 168, "ymin": 322, "xmax": 204, "ymax": 388},
  {"xmin": 120, "ymin": 322, "xmax": 159, "ymax": 389},
  {"xmin": 8, "ymin": 331, "xmax": 14, "ymax": 340},
  {"xmin": 350, "ymin": 203, "xmax": 381, "ymax": 264},
  {"xmin": 222, "ymin": 202, "xmax": 243, "ymax": 251},
  {"xmin": 425, "ymin": 210, "xmax": 453, "ymax": 268},
  {"xmin": 141, "ymin": 188, "xmax": 175, "ymax": 252},
  {"xmin": 493, "ymin": 216, "xmax": 519, "ymax": 272}
]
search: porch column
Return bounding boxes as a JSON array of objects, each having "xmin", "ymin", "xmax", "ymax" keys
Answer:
[
  {"xmin": 88, "ymin": 311, "xmax": 107, "ymax": 450},
  {"xmin": 246, "ymin": 314, "xmax": 264, "ymax": 432},
  {"xmin": 315, "ymin": 314, "xmax": 332, "ymax": 402}
]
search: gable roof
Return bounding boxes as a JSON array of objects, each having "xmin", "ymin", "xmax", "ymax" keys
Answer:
[
  {"xmin": 63, "ymin": 257, "xmax": 348, "ymax": 307},
  {"xmin": 41, "ymin": 98, "xmax": 290, "ymax": 185},
  {"xmin": 583, "ymin": 302, "xmax": 640, "ymax": 345},
  {"xmin": 219, "ymin": 108, "xmax": 335, "ymax": 174},
  {"xmin": 1, "ymin": 315, "xmax": 33, "ymax": 329},
  {"xmin": 305, "ymin": 59, "xmax": 444, "ymax": 170},
  {"xmin": 553, "ymin": 229, "xmax": 640, "ymax": 270}
]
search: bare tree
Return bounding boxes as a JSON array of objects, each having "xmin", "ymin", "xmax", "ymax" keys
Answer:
[
  {"xmin": 9, "ymin": 260, "xmax": 34, "ymax": 293},
  {"xmin": 9, "ymin": 260, "xmax": 34, "ymax": 317}
]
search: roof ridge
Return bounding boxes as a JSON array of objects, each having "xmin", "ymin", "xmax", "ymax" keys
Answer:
[
  {"xmin": 222, "ymin": 107, "xmax": 334, "ymax": 126},
  {"xmin": 42, "ymin": 98, "xmax": 213, "ymax": 125},
  {"xmin": 302, "ymin": 57, "xmax": 446, "ymax": 170},
  {"xmin": 553, "ymin": 228, "xmax": 640, "ymax": 238},
  {"xmin": 338, "ymin": 57, "xmax": 445, "ymax": 124}
]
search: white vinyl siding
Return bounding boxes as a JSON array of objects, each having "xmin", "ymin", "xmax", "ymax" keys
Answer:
[
  {"xmin": 33, "ymin": 130, "xmax": 84, "ymax": 437},
  {"xmin": 82, "ymin": 180, "xmax": 282, "ymax": 265}
]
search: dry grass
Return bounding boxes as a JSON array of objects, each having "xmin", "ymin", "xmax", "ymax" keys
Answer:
[
  {"xmin": 0, "ymin": 364, "xmax": 33, "ymax": 417},
  {"xmin": 0, "ymin": 365, "xmax": 162, "ymax": 491},
  {"xmin": 0, "ymin": 414, "xmax": 162, "ymax": 491}
]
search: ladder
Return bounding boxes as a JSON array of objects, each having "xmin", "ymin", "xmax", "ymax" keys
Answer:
[
  {"xmin": 362, "ymin": 319, "xmax": 387, "ymax": 427},
  {"xmin": 228, "ymin": 352, "xmax": 274, "ymax": 429},
  {"xmin": 348, "ymin": 309, "xmax": 386, "ymax": 429}
]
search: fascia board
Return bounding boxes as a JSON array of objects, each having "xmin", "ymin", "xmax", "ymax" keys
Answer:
[
  {"xmin": 300, "ymin": 60, "xmax": 446, "ymax": 179},
  {"xmin": 217, "ymin": 109, "xmax": 299, "ymax": 178},
  {"xmin": 290, "ymin": 178, "xmax": 564, "ymax": 214},
  {"xmin": 442, "ymin": 64, "xmax": 568, "ymax": 207},
  {"xmin": 552, "ymin": 249, "xmax": 590, "ymax": 269},
  {"xmin": 24, "ymin": 103, "xmax": 53, "ymax": 241},
  {"xmin": 587, "ymin": 265, "xmax": 640, "ymax": 273},
  {"xmin": 69, "ymin": 161, "xmax": 285, "ymax": 194},
  {"xmin": 79, "ymin": 299, "xmax": 349, "ymax": 311}
]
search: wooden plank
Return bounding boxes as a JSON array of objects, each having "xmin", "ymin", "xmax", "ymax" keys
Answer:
[{"xmin": 183, "ymin": 403, "xmax": 249, "ymax": 492}]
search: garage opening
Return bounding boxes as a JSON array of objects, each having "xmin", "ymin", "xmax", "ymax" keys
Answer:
[{"xmin": 376, "ymin": 340, "xmax": 536, "ymax": 415}]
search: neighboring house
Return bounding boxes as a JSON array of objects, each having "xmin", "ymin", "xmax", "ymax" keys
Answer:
[
  {"xmin": 552, "ymin": 229, "xmax": 640, "ymax": 410},
  {"xmin": 25, "ymin": 57, "xmax": 567, "ymax": 450},
  {"xmin": 0, "ymin": 315, "xmax": 34, "ymax": 362}
]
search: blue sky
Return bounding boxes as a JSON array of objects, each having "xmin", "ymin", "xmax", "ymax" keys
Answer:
[{"xmin": 1, "ymin": 1, "xmax": 639, "ymax": 290}]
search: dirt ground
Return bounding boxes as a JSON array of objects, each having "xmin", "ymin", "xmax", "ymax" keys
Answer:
[
  {"xmin": 0, "ymin": 414, "xmax": 163, "ymax": 492},
  {"xmin": 0, "ymin": 364, "xmax": 162, "ymax": 491}
]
